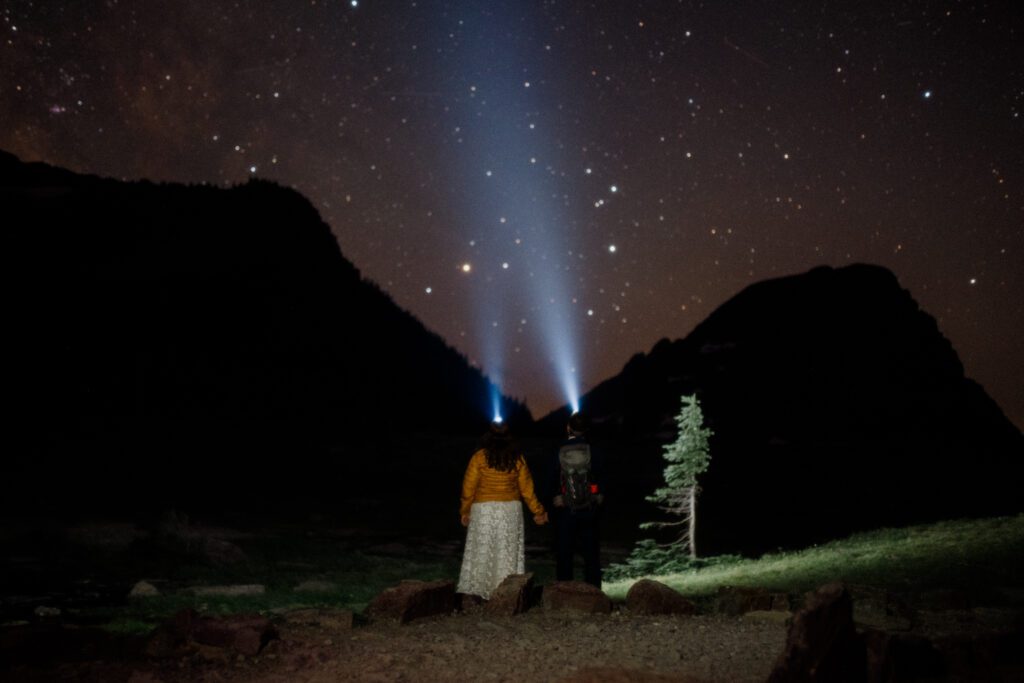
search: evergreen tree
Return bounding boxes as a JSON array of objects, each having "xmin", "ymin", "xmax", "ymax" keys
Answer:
[{"xmin": 642, "ymin": 393, "xmax": 713, "ymax": 558}]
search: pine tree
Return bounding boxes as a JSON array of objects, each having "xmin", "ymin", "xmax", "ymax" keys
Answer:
[{"xmin": 641, "ymin": 393, "xmax": 714, "ymax": 558}]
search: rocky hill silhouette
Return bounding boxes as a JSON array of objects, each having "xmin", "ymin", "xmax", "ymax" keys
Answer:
[
  {"xmin": 539, "ymin": 264, "xmax": 1023, "ymax": 555},
  {"xmin": 3, "ymin": 150, "xmax": 527, "ymax": 513}
]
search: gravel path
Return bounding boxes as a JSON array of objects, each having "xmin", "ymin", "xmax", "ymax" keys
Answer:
[{"xmin": 144, "ymin": 609, "xmax": 787, "ymax": 683}]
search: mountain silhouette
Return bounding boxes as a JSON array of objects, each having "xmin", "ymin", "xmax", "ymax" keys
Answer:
[
  {"xmin": 3, "ymin": 150, "xmax": 527, "ymax": 513},
  {"xmin": 540, "ymin": 264, "xmax": 1023, "ymax": 554}
]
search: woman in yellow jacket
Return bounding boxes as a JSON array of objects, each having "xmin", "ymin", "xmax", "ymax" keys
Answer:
[{"xmin": 457, "ymin": 422, "xmax": 548, "ymax": 600}]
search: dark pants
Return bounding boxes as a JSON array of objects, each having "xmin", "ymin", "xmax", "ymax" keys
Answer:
[{"xmin": 555, "ymin": 508, "xmax": 601, "ymax": 588}]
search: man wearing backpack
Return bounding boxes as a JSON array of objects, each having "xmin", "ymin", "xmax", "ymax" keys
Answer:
[{"xmin": 550, "ymin": 411, "xmax": 604, "ymax": 588}]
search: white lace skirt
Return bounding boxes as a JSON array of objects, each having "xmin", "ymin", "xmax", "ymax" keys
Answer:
[{"xmin": 457, "ymin": 501, "xmax": 525, "ymax": 599}]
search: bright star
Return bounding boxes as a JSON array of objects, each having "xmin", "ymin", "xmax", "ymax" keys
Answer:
[
  {"xmin": 608, "ymin": 245, "xmax": 617, "ymax": 253},
  {"xmin": 461, "ymin": 263, "xmax": 472, "ymax": 273}
]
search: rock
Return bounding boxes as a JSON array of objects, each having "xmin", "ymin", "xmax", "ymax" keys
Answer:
[
  {"xmin": 485, "ymin": 573, "xmax": 535, "ymax": 616},
  {"xmin": 129, "ymin": 581, "xmax": 160, "ymax": 598},
  {"xmin": 144, "ymin": 609, "xmax": 198, "ymax": 658},
  {"xmin": 365, "ymin": 579, "xmax": 456, "ymax": 624},
  {"xmin": 625, "ymin": 579, "xmax": 696, "ymax": 615},
  {"xmin": 157, "ymin": 509, "xmax": 190, "ymax": 538},
  {"xmin": 714, "ymin": 585, "xmax": 774, "ymax": 616},
  {"xmin": 767, "ymin": 582, "xmax": 866, "ymax": 682},
  {"xmin": 282, "ymin": 608, "xmax": 354, "ymax": 629},
  {"xmin": 202, "ymin": 537, "xmax": 247, "ymax": 566},
  {"xmin": 33, "ymin": 606, "xmax": 61, "ymax": 618},
  {"xmin": 190, "ymin": 584, "xmax": 265, "ymax": 597},
  {"xmin": 863, "ymin": 629, "xmax": 945, "ymax": 682},
  {"xmin": 144, "ymin": 608, "xmax": 277, "ymax": 658},
  {"xmin": 294, "ymin": 579, "xmax": 339, "ymax": 593},
  {"xmin": 191, "ymin": 614, "xmax": 277, "ymax": 656},
  {"xmin": 542, "ymin": 581, "xmax": 612, "ymax": 614}
]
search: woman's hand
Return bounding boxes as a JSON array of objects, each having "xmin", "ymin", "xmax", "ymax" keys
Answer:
[
  {"xmin": 533, "ymin": 511, "xmax": 549, "ymax": 526},
  {"xmin": 461, "ymin": 514, "xmax": 470, "ymax": 527}
]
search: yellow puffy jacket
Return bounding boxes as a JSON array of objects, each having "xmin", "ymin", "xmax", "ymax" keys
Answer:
[{"xmin": 459, "ymin": 449, "xmax": 545, "ymax": 518}]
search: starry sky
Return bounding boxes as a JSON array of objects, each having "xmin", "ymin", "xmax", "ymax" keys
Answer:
[{"xmin": 2, "ymin": 1, "xmax": 1022, "ymax": 428}]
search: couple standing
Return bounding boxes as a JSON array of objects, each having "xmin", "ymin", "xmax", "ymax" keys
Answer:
[{"xmin": 456, "ymin": 412, "xmax": 603, "ymax": 601}]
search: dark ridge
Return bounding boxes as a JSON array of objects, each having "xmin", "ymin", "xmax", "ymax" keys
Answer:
[
  {"xmin": 3, "ymin": 150, "xmax": 529, "ymax": 514},
  {"xmin": 539, "ymin": 264, "xmax": 1023, "ymax": 554}
]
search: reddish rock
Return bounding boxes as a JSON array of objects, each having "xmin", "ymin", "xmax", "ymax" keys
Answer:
[
  {"xmin": 542, "ymin": 581, "xmax": 612, "ymax": 614},
  {"xmin": 143, "ymin": 609, "xmax": 197, "ymax": 658},
  {"xmin": 145, "ymin": 609, "xmax": 275, "ymax": 658},
  {"xmin": 366, "ymin": 579, "xmax": 456, "ymax": 624},
  {"xmin": 190, "ymin": 614, "xmax": 277, "ymax": 656},
  {"xmin": 767, "ymin": 582, "xmax": 866, "ymax": 683},
  {"xmin": 625, "ymin": 579, "xmax": 696, "ymax": 616},
  {"xmin": 485, "ymin": 573, "xmax": 535, "ymax": 616}
]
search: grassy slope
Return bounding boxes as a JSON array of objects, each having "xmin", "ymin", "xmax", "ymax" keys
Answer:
[
  {"xmin": 26, "ymin": 514, "xmax": 1023, "ymax": 634},
  {"xmin": 604, "ymin": 514, "xmax": 1024, "ymax": 602}
]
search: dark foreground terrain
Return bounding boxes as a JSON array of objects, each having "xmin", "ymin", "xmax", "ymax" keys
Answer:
[{"xmin": 2, "ymin": 516, "xmax": 1024, "ymax": 681}]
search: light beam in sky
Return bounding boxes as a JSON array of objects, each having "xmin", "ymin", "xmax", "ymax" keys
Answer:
[{"xmin": 439, "ymin": 2, "xmax": 582, "ymax": 417}]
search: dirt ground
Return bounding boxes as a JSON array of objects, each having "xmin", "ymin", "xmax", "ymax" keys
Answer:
[{"xmin": 2, "ymin": 608, "xmax": 788, "ymax": 683}]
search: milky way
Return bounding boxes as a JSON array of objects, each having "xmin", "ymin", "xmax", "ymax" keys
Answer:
[{"xmin": 2, "ymin": 1, "xmax": 1021, "ymax": 426}]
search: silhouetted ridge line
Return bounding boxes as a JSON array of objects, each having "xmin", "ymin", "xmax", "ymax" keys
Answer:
[
  {"xmin": 539, "ymin": 263, "xmax": 1023, "ymax": 554},
  {"xmin": 3, "ymin": 150, "xmax": 529, "ymax": 513}
]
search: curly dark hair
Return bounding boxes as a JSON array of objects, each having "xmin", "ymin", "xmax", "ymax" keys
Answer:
[{"xmin": 481, "ymin": 422, "xmax": 519, "ymax": 472}]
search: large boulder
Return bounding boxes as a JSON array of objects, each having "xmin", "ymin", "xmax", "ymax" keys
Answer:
[
  {"xmin": 626, "ymin": 579, "xmax": 696, "ymax": 615},
  {"xmin": 144, "ymin": 609, "xmax": 276, "ymax": 658},
  {"xmin": 366, "ymin": 579, "xmax": 456, "ymax": 624},
  {"xmin": 144, "ymin": 609, "xmax": 198, "ymax": 659},
  {"xmin": 485, "ymin": 573, "xmax": 536, "ymax": 616},
  {"xmin": 543, "ymin": 581, "xmax": 612, "ymax": 614},
  {"xmin": 767, "ymin": 582, "xmax": 865, "ymax": 682},
  {"xmin": 190, "ymin": 614, "xmax": 276, "ymax": 657},
  {"xmin": 129, "ymin": 581, "xmax": 160, "ymax": 598}
]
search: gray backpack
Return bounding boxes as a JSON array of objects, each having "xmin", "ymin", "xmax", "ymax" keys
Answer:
[{"xmin": 558, "ymin": 442, "xmax": 594, "ymax": 510}]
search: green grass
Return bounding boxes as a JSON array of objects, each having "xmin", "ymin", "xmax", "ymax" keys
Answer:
[
  {"xmin": 604, "ymin": 514, "xmax": 1024, "ymax": 602},
  {"xmin": 22, "ymin": 514, "xmax": 1024, "ymax": 635},
  {"xmin": 84, "ymin": 547, "xmax": 461, "ymax": 635}
]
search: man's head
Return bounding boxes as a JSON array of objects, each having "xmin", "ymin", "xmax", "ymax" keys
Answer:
[{"xmin": 567, "ymin": 411, "xmax": 589, "ymax": 437}]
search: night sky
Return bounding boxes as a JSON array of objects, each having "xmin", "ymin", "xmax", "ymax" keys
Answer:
[{"xmin": 2, "ymin": 1, "xmax": 1021, "ymax": 427}]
